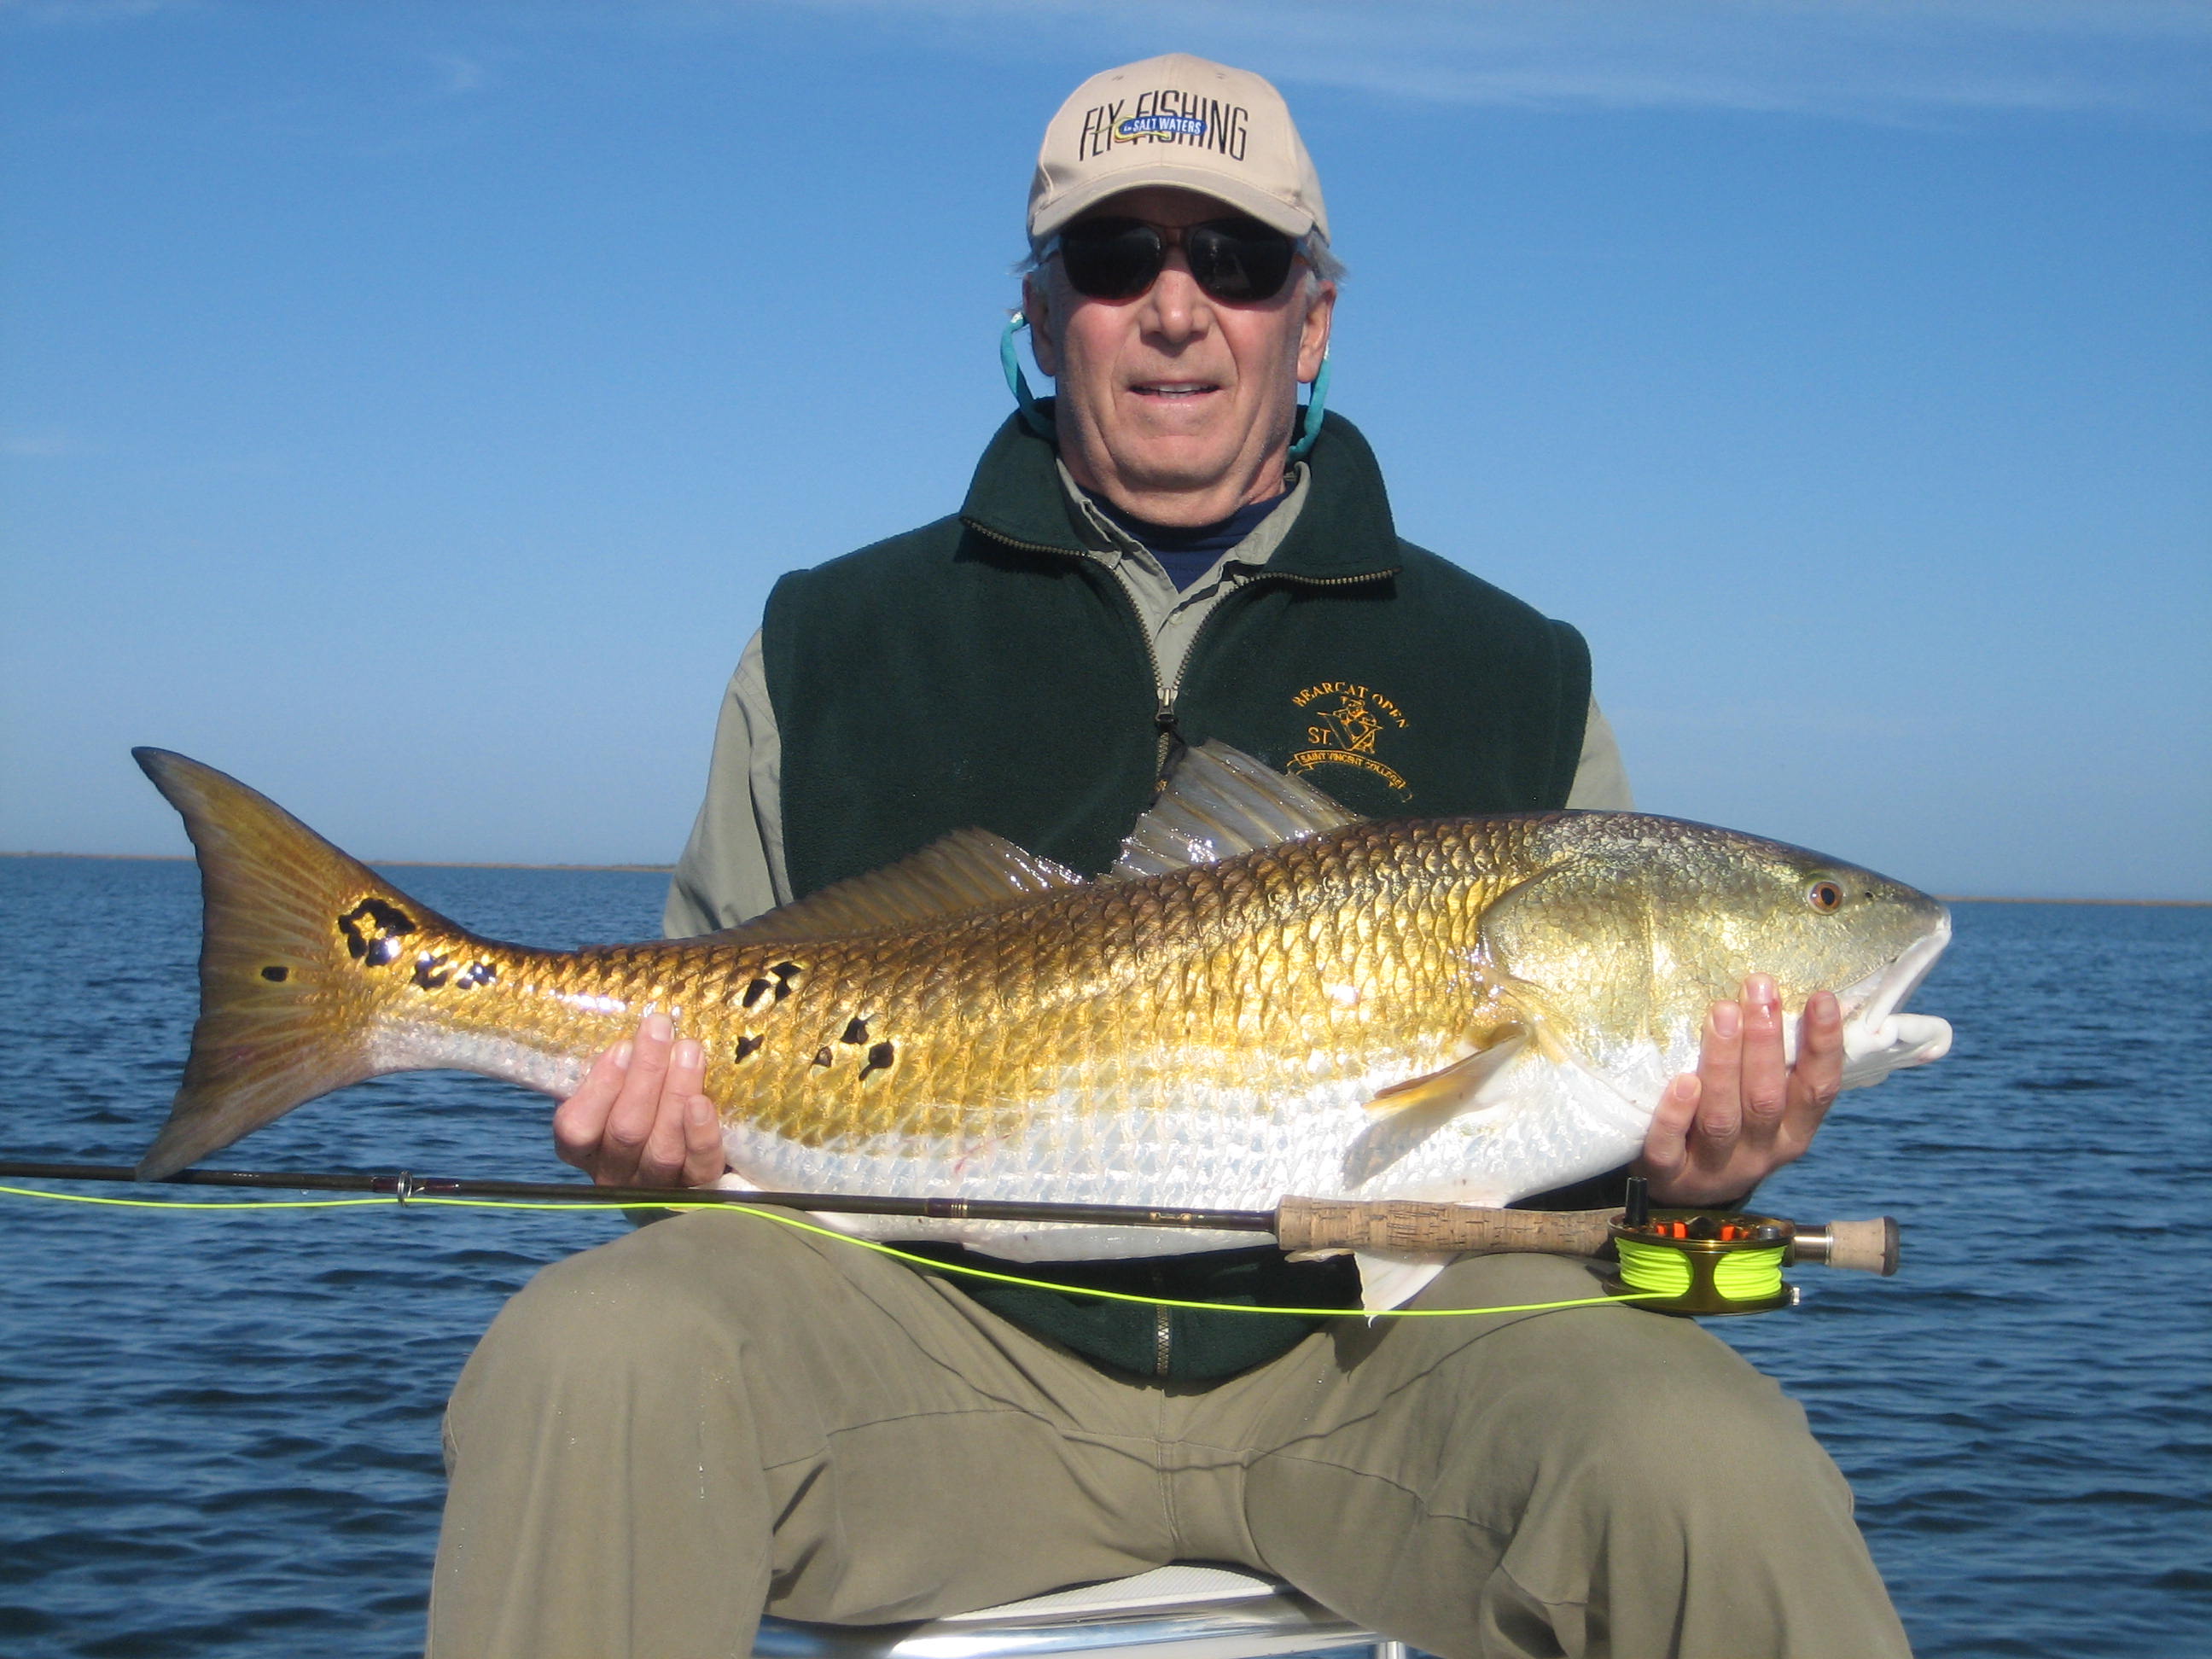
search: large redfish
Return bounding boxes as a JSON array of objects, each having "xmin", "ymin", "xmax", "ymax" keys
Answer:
[{"xmin": 131, "ymin": 744, "xmax": 1950, "ymax": 1264}]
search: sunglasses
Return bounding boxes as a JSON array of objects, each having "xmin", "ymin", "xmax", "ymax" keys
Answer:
[{"xmin": 1050, "ymin": 216, "xmax": 1305, "ymax": 305}]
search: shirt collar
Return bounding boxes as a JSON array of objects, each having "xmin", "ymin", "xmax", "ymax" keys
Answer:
[
  {"xmin": 958, "ymin": 403, "xmax": 1403, "ymax": 583},
  {"xmin": 1056, "ymin": 459, "xmax": 1311, "ymax": 580}
]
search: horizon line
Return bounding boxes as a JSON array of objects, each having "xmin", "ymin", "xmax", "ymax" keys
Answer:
[{"xmin": 5, "ymin": 850, "xmax": 2206, "ymax": 908}]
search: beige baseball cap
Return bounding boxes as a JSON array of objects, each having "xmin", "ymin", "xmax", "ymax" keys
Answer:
[{"xmin": 1027, "ymin": 54, "xmax": 1330, "ymax": 245}]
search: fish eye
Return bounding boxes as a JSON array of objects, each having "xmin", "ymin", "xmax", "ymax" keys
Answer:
[{"xmin": 1807, "ymin": 880, "xmax": 1844, "ymax": 912}]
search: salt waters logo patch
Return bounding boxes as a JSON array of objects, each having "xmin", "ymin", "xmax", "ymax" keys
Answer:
[
  {"xmin": 1289, "ymin": 681, "xmax": 1412, "ymax": 801},
  {"xmin": 1116, "ymin": 112, "xmax": 1206, "ymax": 142},
  {"xmin": 1077, "ymin": 91, "xmax": 1250, "ymax": 161}
]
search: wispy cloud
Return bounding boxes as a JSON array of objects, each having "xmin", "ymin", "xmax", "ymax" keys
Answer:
[
  {"xmin": 427, "ymin": 50, "xmax": 486, "ymax": 97},
  {"xmin": 2, "ymin": 430, "xmax": 96, "ymax": 459},
  {"xmin": 0, "ymin": 0, "xmax": 197, "ymax": 24},
  {"xmin": 15, "ymin": 1, "xmax": 2203, "ymax": 123},
  {"xmin": 699, "ymin": 0, "xmax": 2212, "ymax": 124}
]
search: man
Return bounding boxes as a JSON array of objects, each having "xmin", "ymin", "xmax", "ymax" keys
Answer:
[{"xmin": 429, "ymin": 55, "xmax": 1909, "ymax": 1659}]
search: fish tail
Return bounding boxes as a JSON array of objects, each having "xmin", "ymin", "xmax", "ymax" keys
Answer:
[{"xmin": 132, "ymin": 748, "xmax": 461, "ymax": 1179}]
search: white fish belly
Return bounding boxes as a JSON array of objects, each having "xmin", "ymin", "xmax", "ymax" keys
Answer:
[
  {"xmin": 714, "ymin": 1049, "xmax": 1656, "ymax": 1260},
  {"xmin": 1359, "ymin": 1045, "xmax": 1656, "ymax": 1208},
  {"xmin": 369, "ymin": 1025, "xmax": 589, "ymax": 1098}
]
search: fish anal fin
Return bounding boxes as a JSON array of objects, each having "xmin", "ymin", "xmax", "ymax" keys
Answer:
[
  {"xmin": 1352, "ymin": 1251, "xmax": 1452, "ymax": 1313},
  {"xmin": 1341, "ymin": 1027, "xmax": 1528, "ymax": 1189},
  {"xmin": 1109, "ymin": 740, "xmax": 1361, "ymax": 880},
  {"xmin": 701, "ymin": 829, "xmax": 1086, "ymax": 944}
]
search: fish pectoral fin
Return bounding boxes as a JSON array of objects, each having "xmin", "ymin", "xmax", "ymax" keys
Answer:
[
  {"xmin": 1341, "ymin": 1028, "xmax": 1529, "ymax": 1188},
  {"xmin": 1109, "ymin": 739, "xmax": 1361, "ymax": 879},
  {"xmin": 698, "ymin": 829, "xmax": 1087, "ymax": 943}
]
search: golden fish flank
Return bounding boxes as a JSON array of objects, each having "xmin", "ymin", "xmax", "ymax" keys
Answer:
[
  {"xmin": 377, "ymin": 828, "xmax": 1502, "ymax": 1150},
  {"xmin": 129, "ymin": 743, "xmax": 1952, "ymax": 1256}
]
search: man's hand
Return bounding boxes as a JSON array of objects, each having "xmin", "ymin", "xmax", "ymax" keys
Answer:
[
  {"xmin": 1635, "ymin": 975, "xmax": 1843, "ymax": 1208},
  {"xmin": 551, "ymin": 1011, "xmax": 727, "ymax": 1189}
]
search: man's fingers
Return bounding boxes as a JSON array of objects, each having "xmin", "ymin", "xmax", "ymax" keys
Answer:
[
  {"xmin": 551, "ymin": 1042, "xmax": 630, "ymax": 1171},
  {"xmin": 1736, "ymin": 975, "xmax": 1790, "ymax": 1138},
  {"xmin": 1780, "ymin": 989, "xmax": 1846, "ymax": 1148},
  {"xmin": 1691, "ymin": 999, "xmax": 1744, "ymax": 1163},
  {"xmin": 679, "ymin": 1083, "xmax": 727, "ymax": 1189},
  {"xmin": 598, "ymin": 1012, "xmax": 674, "ymax": 1185},
  {"xmin": 550, "ymin": 1016, "xmax": 728, "ymax": 1190},
  {"xmin": 659, "ymin": 1032, "xmax": 728, "ymax": 1187},
  {"xmin": 636, "ymin": 1038, "xmax": 707, "ymax": 1185},
  {"xmin": 1640, "ymin": 1074, "xmax": 1700, "ymax": 1177}
]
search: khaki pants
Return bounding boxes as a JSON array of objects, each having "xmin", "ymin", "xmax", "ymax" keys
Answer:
[{"xmin": 428, "ymin": 1210, "xmax": 1909, "ymax": 1659}]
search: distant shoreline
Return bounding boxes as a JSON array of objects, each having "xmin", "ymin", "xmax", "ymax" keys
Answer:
[
  {"xmin": 4, "ymin": 849, "xmax": 2206, "ymax": 905},
  {"xmin": 1931, "ymin": 894, "xmax": 2211, "ymax": 908},
  {"xmin": 0, "ymin": 851, "xmax": 676, "ymax": 874}
]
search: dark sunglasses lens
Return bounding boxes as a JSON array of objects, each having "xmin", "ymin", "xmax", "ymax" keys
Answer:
[
  {"xmin": 1059, "ymin": 219, "xmax": 1164, "ymax": 300},
  {"xmin": 1188, "ymin": 220, "xmax": 1296, "ymax": 302}
]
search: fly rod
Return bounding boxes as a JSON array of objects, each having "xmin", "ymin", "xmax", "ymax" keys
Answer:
[{"xmin": 0, "ymin": 1160, "xmax": 1899, "ymax": 1283}]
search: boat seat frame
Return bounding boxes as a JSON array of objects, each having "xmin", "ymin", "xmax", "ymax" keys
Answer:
[{"xmin": 754, "ymin": 1563, "xmax": 1406, "ymax": 1659}]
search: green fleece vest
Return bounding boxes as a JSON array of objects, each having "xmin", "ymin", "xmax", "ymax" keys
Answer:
[
  {"xmin": 766, "ymin": 408, "xmax": 1590, "ymax": 892},
  {"xmin": 760, "ymin": 407, "xmax": 1594, "ymax": 1381}
]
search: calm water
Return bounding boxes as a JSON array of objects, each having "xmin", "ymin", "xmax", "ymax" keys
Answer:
[{"xmin": 2, "ymin": 857, "xmax": 2206, "ymax": 1656}]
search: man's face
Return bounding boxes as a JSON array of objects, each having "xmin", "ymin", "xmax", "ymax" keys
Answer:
[{"xmin": 1023, "ymin": 186, "xmax": 1335, "ymax": 525}]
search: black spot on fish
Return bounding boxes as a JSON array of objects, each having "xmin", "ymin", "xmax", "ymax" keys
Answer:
[
  {"xmin": 411, "ymin": 955, "xmax": 452, "ymax": 990},
  {"xmin": 338, "ymin": 899, "xmax": 416, "ymax": 968},
  {"xmin": 743, "ymin": 962, "xmax": 805, "ymax": 1010},
  {"xmin": 811, "ymin": 1046, "xmax": 832, "ymax": 1068},
  {"xmin": 453, "ymin": 961, "xmax": 498, "ymax": 989},
  {"xmin": 260, "ymin": 965, "xmax": 288, "ymax": 983},
  {"xmin": 861, "ymin": 1040, "xmax": 895, "ymax": 1080},
  {"xmin": 841, "ymin": 1017, "xmax": 868, "ymax": 1045},
  {"xmin": 734, "ymin": 1033, "xmax": 764, "ymax": 1062}
]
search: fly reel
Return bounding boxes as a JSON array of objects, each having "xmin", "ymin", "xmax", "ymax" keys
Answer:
[{"xmin": 1603, "ymin": 1177, "xmax": 1900, "ymax": 1316}]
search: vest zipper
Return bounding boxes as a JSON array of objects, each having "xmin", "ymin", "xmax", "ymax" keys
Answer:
[
  {"xmin": 1152, "ymin": 567, "xmax": 1393, "ymax": 772},
  {"xmin": 962, "ymin": 519, "xmax": 1394, "ymax": 779},
  {"xmin": 962, "ymin": 521, "xmax": 1186, "ymax": 777},
  {"xmin": 1150, "ymin": 1266, "xmax": 1173, "ymax": 1377}
]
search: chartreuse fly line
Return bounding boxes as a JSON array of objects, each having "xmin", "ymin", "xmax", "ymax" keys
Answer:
[
  {"xmin": 0, "ymin": 1185, "xmax": 390, "ymax": 1211},
  {"xmin": 0, "ymin": 1183, "xmax": 1667, "ymax": 1320}
]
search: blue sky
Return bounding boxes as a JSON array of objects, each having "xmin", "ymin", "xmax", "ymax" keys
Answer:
[{"xmin": 4, "ymin": 0, "xmax": 2207, "ymax": 900}]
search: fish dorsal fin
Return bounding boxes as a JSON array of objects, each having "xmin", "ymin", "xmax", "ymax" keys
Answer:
[
  {"xmin": 1109, "ymin": 740, "xmax": 1361, "ymax": 880},
  {"xmin": 703, "ymin": 829, "xmax": 1086, "ymax": 944}
]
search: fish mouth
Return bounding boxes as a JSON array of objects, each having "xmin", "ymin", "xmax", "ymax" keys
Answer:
[{"xmin": 1833, "ymin": 911, "xmax": 1953, "ymax": 1089}]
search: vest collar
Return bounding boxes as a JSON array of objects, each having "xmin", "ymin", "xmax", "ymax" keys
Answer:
[{"xmin": 958, "ymin": 402, "xmax": 1402, "ymax": 581}]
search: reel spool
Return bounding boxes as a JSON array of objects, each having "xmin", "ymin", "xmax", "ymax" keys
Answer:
[
  {"xmin": 1605, "ymin": 1211, "xmax": 1797, "ymax": 1316},
  {"xmin": 1602, "ymin": 1179, "xmax": 1901, "ymax": 1317}
]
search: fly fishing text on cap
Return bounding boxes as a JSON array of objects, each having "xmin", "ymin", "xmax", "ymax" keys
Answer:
[{"xmin": 1027, "ymin": 53, "xmax": 1331, "ymax": 244}]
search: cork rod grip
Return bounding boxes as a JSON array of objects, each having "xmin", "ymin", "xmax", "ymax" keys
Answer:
[
  {"xmin": 1275, "ymin": 1196, "xmax": 1616, "ymax": 1257},
  {"xmin": 1806, "ymin": 1217, "xmax": 1901, "ymax": 1276}
]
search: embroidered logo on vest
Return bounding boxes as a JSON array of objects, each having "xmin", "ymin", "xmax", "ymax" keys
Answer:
[{"xmin": 1288, "ymin": 681, "xmax": 1412, "ymax": 801}]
